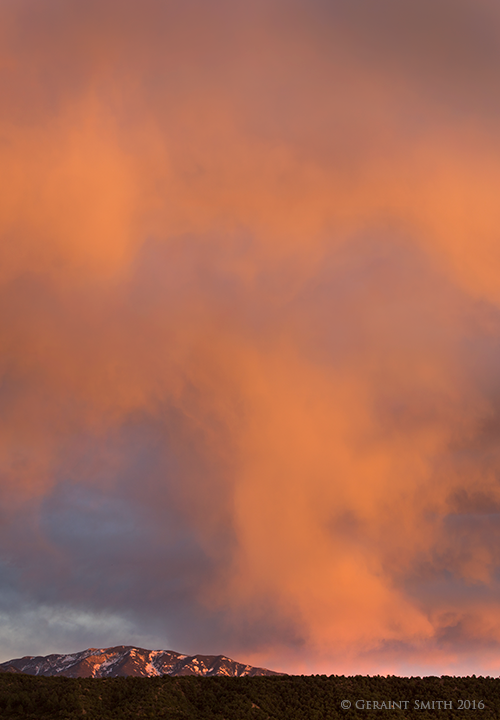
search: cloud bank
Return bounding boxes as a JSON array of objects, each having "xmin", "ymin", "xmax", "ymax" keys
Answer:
[{"xmin": 1, "ymin": 0, "xmax": 500, "ymax": 674}]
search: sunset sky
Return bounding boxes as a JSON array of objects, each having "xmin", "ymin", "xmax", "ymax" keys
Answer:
[{"xmin": 2, "ymin": 0, "xmax": 500, "ymax": 676}]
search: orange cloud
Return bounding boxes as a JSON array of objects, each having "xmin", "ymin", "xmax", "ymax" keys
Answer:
[{"xmin": 1, "ymin": 0, "xmax": 500, "ymax": 675}]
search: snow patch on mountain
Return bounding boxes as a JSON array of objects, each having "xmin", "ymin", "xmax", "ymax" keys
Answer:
[{"xmin": 0, "ymin": 646, "xmax": 281, "ymax": 678}]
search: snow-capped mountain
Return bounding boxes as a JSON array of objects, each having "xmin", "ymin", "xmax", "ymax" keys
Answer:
[{"xmin": 0, "ymin": 646, "xmax": 280, "ymax": 678}]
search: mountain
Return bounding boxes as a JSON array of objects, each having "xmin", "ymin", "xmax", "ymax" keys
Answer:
[{"xmin": 0, "ymin": 646, "xmax": 280, "ymax": 678}]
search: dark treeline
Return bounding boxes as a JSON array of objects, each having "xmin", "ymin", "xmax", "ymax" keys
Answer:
[{"xmin": 0, "ymin": 672, "xmax": 498, "ymax": 719}]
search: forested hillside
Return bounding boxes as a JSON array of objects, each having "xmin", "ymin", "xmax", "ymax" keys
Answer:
[{"xmin": 0, "ymin": 672, "xmax": 498, "ymax": 718}]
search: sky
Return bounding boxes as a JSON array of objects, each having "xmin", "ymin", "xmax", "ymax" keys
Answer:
[{"xmin": 1, "ymin": 0, "xmax": 500, "ymax": 676}]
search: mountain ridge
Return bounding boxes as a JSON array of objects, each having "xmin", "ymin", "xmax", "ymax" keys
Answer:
[{"xmin": 0, "ymin": 645, "xmax": 281, "ymax": 678}]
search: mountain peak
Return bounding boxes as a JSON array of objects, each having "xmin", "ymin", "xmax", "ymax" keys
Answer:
[{"xmin": 0, "ymin": 646, "xmax": 280, "ymax": 678}]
